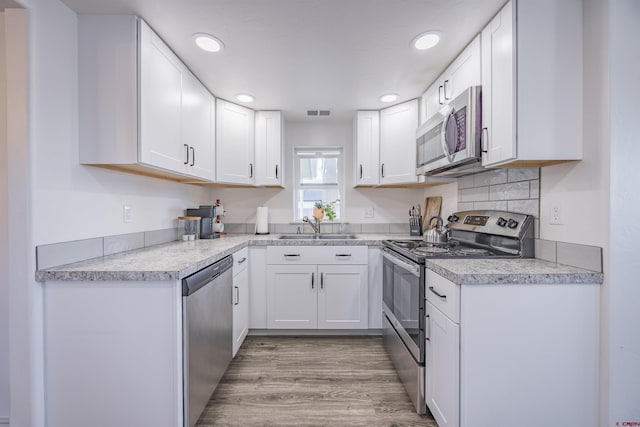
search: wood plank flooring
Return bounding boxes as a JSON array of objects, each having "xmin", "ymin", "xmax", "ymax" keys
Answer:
[{"xmin": 196, "ymin": 336, "xmax": 437, "ymax": 427}]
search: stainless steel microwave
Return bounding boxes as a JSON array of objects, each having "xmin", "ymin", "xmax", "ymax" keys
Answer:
[{"xmin": 416, "ymin": 86, "xmax": 482, "ymax": 176}]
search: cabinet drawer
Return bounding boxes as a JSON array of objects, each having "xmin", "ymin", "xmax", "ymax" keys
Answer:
[
  {"xmin": 425, "ymin": 270, "xmax": 460, "ymax": 323},
  {"xmin": 266, "ymin": 246, "xmax": 367, "ymax": 265},
  {"xmin": 233, "ymin": 247, "xmax": 249, "ymax": 275}
]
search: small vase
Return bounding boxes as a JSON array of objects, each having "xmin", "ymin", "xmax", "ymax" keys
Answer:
[{"xmin": 313, "ymin": 208, "xmax": 324, "ymax": 220}]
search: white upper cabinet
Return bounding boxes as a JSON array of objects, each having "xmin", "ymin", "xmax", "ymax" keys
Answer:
[
  {"xmin": 254, "ymin": 111, "xmax": 283, "ymax": 187},
  {"xmin": 379, "ymin": 99, "xmax": 419, "ymax": 185},
  {"xmin": 216, "ymin": 99, "xmax": 256, "ymax": 185},
  {"xmin": 79, "ymin": 16, "xmax": 215, "ymax": 182},
  {"xmin": 354, "ymin": 111, "xmax": 381, "ymax": 186},
  {"xmin": 481, "ymin": 0, "xmax": 583, "ymax": 167},
  {"xmin": 421, "ymin": 36, "xmax": 481, "ymax": 125}
]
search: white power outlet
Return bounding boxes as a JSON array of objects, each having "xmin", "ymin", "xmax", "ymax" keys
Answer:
[
  {"xmin": 363, "ymin": 207, "xmax": 374, "ymax": 218},
  {"xmin": 123, "ymin": 205, "xmax": 133, "ymax": 223},
  {"xmin": 550, "ymin": 204, "xmax": 563, "ymax": 225}
]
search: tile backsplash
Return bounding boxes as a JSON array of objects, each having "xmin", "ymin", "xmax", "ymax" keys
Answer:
[{"xmin": 457, "ymin": 168, "xmax": 540, "ymax": 238}]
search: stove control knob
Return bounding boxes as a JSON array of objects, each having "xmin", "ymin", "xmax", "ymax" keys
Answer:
[
  {"xmin": 496, "ymin": 217, "xmax": 508, "ymax": 227},
  {"xmin": 507, "ymin": 219, "xmax": 519, "ymax": 229},
  {"xmin": 448, "ymin": 214, "xmax": 460, "ymax": 223}
]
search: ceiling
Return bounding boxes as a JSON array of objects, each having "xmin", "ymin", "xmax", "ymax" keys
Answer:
[{"xmin": 60, "ymin": 0, "xmax": 506, "ymax": 120}]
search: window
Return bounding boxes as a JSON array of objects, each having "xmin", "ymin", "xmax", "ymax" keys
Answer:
[{"xmin": 294, "ymin": 148, "xmax": 343, "ymax": 221}]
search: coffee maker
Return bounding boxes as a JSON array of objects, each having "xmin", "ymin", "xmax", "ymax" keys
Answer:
[{"xmin": 185, "ymin": 205, "xmax": 221, "ymax": 239}]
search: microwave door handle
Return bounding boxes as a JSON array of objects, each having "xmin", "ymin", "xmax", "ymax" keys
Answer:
[
  {"xmin": 382, "ymin": 249, "xmax": 420, "ymax": 277},
  {"xmin": 440, "ymin": 108, "xmax": 456, "ymax": 163}
]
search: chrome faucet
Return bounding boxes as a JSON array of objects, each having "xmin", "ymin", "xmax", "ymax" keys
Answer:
[{"xmin": 302, "ymin": 216, "xmax": 320, "ymax": 235}]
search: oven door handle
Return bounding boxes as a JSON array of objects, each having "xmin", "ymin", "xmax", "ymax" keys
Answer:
[{"xmin": 382, "ymin": 248, "xmax": 420, "ymax": 277}]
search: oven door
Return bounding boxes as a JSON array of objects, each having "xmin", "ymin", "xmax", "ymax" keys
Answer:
[{"xmin": 382, "ymin": 248, "xmax": 425, "ymax": 363}]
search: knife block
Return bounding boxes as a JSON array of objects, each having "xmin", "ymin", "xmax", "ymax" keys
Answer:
[{"xmin": 410, "ymin": 220, "xmax": 422, "ymax": 236}]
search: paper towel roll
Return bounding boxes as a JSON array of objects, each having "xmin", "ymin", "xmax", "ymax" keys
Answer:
[{"xmin": 255, "ymin": 206, "xmax": 269, "ymax": 234}]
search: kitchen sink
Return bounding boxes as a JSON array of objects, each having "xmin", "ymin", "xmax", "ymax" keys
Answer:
[{"xmin": 278, "ymin": 234, "xmax": 357, "ymax": 240}]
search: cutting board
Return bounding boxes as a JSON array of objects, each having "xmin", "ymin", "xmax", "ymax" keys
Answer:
[{"xmin": 422, "ymin": 196, "xmax": 443, "ymax": 231}]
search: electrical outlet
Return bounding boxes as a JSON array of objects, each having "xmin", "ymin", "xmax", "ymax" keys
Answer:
[
  {"xmin": 363, "ymin": 207, "xmax": 374, "ymax": 218},
  {"xmin": 123, "ymin": 205, "xmax": 133, "ymax": 223},
  {"xmin": 550, "ymin": 204, "xmax": 563, "ymax": 225}
]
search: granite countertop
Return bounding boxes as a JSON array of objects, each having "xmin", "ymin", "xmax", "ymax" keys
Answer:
[
  {"xmin": 426, "ymin": 258, "xmax": 603, "ymax": 285},
  {"xmin": 35, "ymin": 233, "xmax": 405, "ymax": 282},
  {"xmin": 36, "ymin": 233, "xmax": 603, "ymax": 285}
]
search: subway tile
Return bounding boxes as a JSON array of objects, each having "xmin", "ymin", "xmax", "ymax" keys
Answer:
[
  {"xmin": 338, "ymin": 223, "xmax": 362, "ymax": 234},
  {"xmin": 389, "ymin": 223, "xmax": 408, "ymax": 234},
  {"xmin": 457, "ymin": 202, "xmax": 475, "ymax": 211},
  {"xmin": 144, "ymin": 228, "xmax": 179, "ymax": 247},
  {"xmin": 459, "ymin": 186, "xmax": 489, "ymax": 203},
  {"xmin": 474, "ymin": 201, "xmax": 508, "ymax": 211},
  {"xmin": 474, "ymin": 169, "xmax": 507, "ymax": 187},
  {"xmin": 507, "ymin": 199, "xmax": 540, "ymax": 217},
  {"xmin": 457, "ymin": 174, "xmax": 475, "ymax": 190},
  {"xmin": 508, "ymin": 168, "xmax": 540, "ymax": 182},
  {"xmin": 557, "ymin": 242, "xmax": 603, "ymax": 272},
  {"xmin": 104, "ymin": 233, "xmax": 144, "ymax": 256},
  {"xmin": 534, "ymin": 239, "xmax": 557, "ymax": 263},
  {"xmin": 361, "ymin": 223, "xmax": 389, "ymax": 234},
  {"xmin": 224, "ymin": 223, "xmax": 248, "ymax": 234},
  {"xmin": 37, "ymin": 238, "xmax": 104, "ymax": 270},
  {"xmin": 274, "ymin": 224, "xmax": 300, "ymax": 234},
  {"xmin": 489, "ymin": 181, "xmax": 530, "ymax": 201},
  {"xmin": 530, "ymin": 179, "xmax": 540, "ymax": 199},
  {"xmin": 268, "ymin": 223, "xmax": 276, "ymax": 234}
]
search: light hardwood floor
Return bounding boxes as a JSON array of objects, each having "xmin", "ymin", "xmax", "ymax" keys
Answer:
[{"xmin": 196, "ymin": 336, "xmax": 437, "ymax": 426}]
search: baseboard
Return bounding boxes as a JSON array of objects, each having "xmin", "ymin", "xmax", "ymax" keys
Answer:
[
  {"xmin": 0, "ymin": 416, "xmax": 9, "ymax": 425},
  {"xmin": 248, "ymin": 329, "xmax": 383, "ymax": 337}
]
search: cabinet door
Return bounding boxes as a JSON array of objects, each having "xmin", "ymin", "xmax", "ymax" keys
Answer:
[
  {"xmin": 317, "ymin": 265, "xmax": 368, "ymax": 329},
  {"xmin": 446, "ymin": 35, "xmax": 481, "ymax": 101},
  {"xmin": 232, "ymin": 267, "xmax": 249, "ymax": 357},
  {"xmin": 425, "ymin": 302, "xmax": 460, "ymax": 427},
  {"xmin": 266, "ymin": 265, "xmax": 317, "ymax": 329},
  {"xmin": 254, "ymin": 111, "xmax": 283, "ymax": 186},
  {"xmin": 379, "ymin": 99, "xmax": 419, "ymax": 185},
  {"xmin": 181, "ymin": 71, "xmax": 215, "ymax": 180},
  {"xmin": 216, "ymin": 99, "xmax": 255, "ymax": 185},
  {"xmin": 481, "ymin": 1, "xmax": 516, "ymax": 167},
  {"xmin": 422, "ymin": 79, "xmax": 445, "ymax": 124},
  {"xmin": 354, "ymin": 111, "xmax": 380, "ymax": 186},
  {"xmin": 139, "ymin": 21, "xmax": 185, "ymax": 172}
]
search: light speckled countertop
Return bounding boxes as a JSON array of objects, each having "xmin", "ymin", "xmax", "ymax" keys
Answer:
[{"xmin": 36, "ymin": 233, "xmax": 603, "ymax": 285}]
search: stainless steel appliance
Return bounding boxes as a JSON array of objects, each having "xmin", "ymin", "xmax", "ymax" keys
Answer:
[
  {"xmin": 416, "ymin": 86, "xmax": 483, "ymax": 177},
  {"xmin": 182, "ymin": 255, "xmax": 233, "ymax": 427},
  {"xmin": 382, "ymin": 210, "xmax": 534, "ymax": 414}
]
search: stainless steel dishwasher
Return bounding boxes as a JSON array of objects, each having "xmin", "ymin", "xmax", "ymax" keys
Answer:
[{"xmin": 182, "ymin": 255, "xmax": 233, "ymax": 427}]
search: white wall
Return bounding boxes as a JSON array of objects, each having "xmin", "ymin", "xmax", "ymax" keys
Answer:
[
  {"xmin": 0, "ymin": 10, "xmax": 10, "ymax": 423},
  {"xmin": 215, "ymin": 119, "xmax": 425, "ymax": 224},
  {"xmin": 607, "ymin": 0, "xmax": 640, "ymax": 424}
]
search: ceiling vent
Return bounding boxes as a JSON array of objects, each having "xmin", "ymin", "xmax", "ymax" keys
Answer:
[{"xmin": 306, "ymin": 110, "xmax": 331, "ymax": 117}]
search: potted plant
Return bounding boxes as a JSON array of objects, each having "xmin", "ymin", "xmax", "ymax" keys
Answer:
[{"xmin": 313, "ymin": 200, "xmax": 339, "ymax": 221}]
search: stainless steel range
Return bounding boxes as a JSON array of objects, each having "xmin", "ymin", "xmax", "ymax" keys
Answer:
[{"xmin": 382, "ymin": 210, "xmax": 534, "ymax": 414}]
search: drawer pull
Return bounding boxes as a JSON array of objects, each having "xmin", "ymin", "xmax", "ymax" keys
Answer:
[
  {"xmin": 237, "ymin": 257, "xmax": 247, "ymax": 264},
  {"xmin": 284, "ymin": 254, "xmax": 301, "ymax": 258},
  {"xmin": 320, "ymin": 272, "xmax": 324, "ymax": 289},
  {"xmin": 311, "ymin": 272, "xmax": 315, "ymax": 289},
  {"xmin": 335, "ymin": 254, "xmax": 352, "ymax": 258},
  {"xmin": 429, "ymin": 286, "xmax": 447, "ymax": 300}
]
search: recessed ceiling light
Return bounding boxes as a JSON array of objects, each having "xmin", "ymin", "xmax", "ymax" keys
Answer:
[
  {"xmin": 193, "ymin": 33, "xmax": 224, "ymax": 53},
  {"xmin": 379, "ymin": 93, "xmax": 398, "ymax": 103},
  {"xmin": 412, "ymin": 31, "xmax": 440, "ymax": 50},
  {"xmin": 236, "ymin": 93, "xmax": 255, "ymax": 103}
]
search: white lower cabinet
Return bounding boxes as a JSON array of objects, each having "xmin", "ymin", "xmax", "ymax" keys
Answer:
[
  {"xmin": 232, "ymin": 248, "xmax": 249, "ymax": 357},
  {"xmin": 266, "ymin": 246, "xmax": 368, "ymax": 330},
  {"xmin": 425, "ymin": 270, "xmax": 599, "ymax": 427}
]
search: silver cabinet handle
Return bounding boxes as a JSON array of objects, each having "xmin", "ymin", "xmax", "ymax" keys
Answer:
[
  {"xmin": 425, "ymin": 314, "xmax": 430, "ymax": 341},
  {"xmin": 249, "ymin": 163, "xmax": 253, "ymax": 178},
  {"xmin": 481, "ymin": 128, "xmax": 489, "ymax": 153},
  {"xmin": 320, "ymin": 272, "xmax": 324, "ymax": 289},
  {"xmin": 234, "ymin": 286, "xmax": 239, "ymax": 305},
  {"xmin": 275, "ymin": 164, "xmax": 278, "ymax": 180},
  {"xmin": 381, "ymin": 163, "xmax": 385, "ymax": 178},
  {"xmin": 438, "ymin": 85, "xmax": 444, "ymax": 105},
  {"xmin": 190, "ymin": 146, "xmax": 195, "ymax": 166},
  {"xmin": 311, "ymin": 272, "xmax": 315, "ymax": 289},
  {"xmin": 237, "ymin": 257, "xmax": 247, "ymax": 264},
  {"xmin": 444, "ymin": 79, "xmax": 450, "ymax": 100},
  {"xmin": 335, "ymin": 254, "xmax": 352, "ymax": 258},
  {"xmin": 183, "ymin": 144, "xmax": 189, "ymax": 165},
  {"xmin": 429, "ymin": 286, "xmax": 447, "ymax": 300},
  {"xmin": 359, "ymin": 164, "xmax": 363, "ymax": 179}
]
